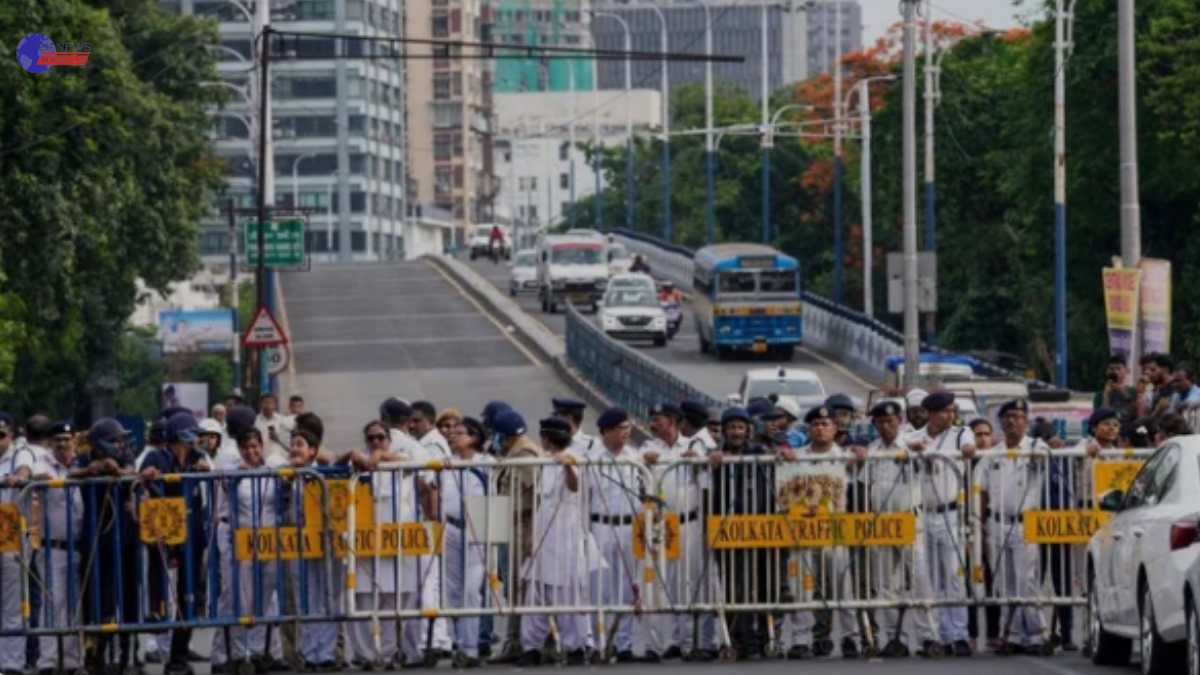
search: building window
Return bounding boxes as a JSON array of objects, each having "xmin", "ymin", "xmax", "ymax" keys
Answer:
[
  {"xmin": 346, "ymin": 0, "xmax": 364, "ymax": 20},
  {"xmin": 434, "ymin": 75, "xmax": 451, "ymax": 100},
  {"xmin": 559, "ymin": 173, "xmax": 569, "ymax": 189},
  {"xmin": 559, "ymin": 143, "xmax": 569, "ymax": 161},
  {"xmin": 528, "ymin": 176, "xmax": 537, "ymax": 191},
  {"xmin": 351, "ymin": 231, "xmax": 366, "ymax": 252},
  {"xmin": 434, "ymin": 135, "xmax": 453, "ymax": 160},
  {"xmin": 296, "ymin": 1, "xmax": 335, "ymax": 21},
  {"xmin": 432, "ymin": 15, "xmax": 450, "ymax": 38},
  {"xmin": 454, "ymin": 166, "xmax": 464, "ymax": 188},
  {"xmin": 561, "ymin": 201, "xmax": 572, "ymax": 217},
  {"xmin": 528, "ymin": 205, "xmax": 538, "ymax": 221}
]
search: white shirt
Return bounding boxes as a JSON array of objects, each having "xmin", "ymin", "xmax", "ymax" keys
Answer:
[
  {"xmin": 255, "ymin": 414, "xmax": 293, "ymax": 460},
  {"xmin": 910, "ymin": 425, "xmax": 974, "ymax": 510},
  {"xmin": 868, "ymin": 434, "xmax": 921, "ymax": 513},
  {"xmin": 776, "ymin": 443, "xmax": 849, "ymax": 514},
  {"xmin": 641, "ymin": 433, "xmax": 704, "ymax": 515},
  {"xmin": 587, "ymin": 443, "xmax": 643, "ymax": 518},
  {"xmin": 213, "ymin": 437, "xmax": 243, "ymax": 471},
  {"xmin": 38, "ymin": 452, "xmax": 83, "ymax": 543},
  {"xmin": 0, "ymin": 443, "xmax": 36, "ymax": 505},
  {"xmin": 420, "ymin": 428, "xmax": 452, "ymax": 461},
  {"xmin": 570, "ymin": 431, "xmax": 596, "ymax": 459},
  {"xmin": 979, "ymin": 437, "xmax": 1049, "ymax": 518},
  {"xmin": 386, "ymin": 428, "xmax": 426, "ymax": 520},
  {"xmin": 442, "ymin": 454, "xmax": 494, "ymax": 523}
]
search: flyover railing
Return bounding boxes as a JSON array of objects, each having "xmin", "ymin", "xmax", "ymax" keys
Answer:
[{"xmin": 610, "ymin": 229, "xmax": 1062, "ymax": 390}]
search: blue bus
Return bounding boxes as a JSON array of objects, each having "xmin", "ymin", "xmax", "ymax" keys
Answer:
[{"xmin": 691, "ymin": 243, "xmax": 802, "ymax": 360}]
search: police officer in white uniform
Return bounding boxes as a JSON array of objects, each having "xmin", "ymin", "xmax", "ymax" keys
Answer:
[
  {"xmin": 677, "ymin": 401, "xmax": 719, "ymax": 659},
  {"xmin": 0, "ymin": 411, "xmax": 34, "ymax": 675},
  {"xmin": 980, "ymin": 399, "xmax": 1051, "ymax": 655},
  {"xmin": 585, "ymin": 408, "xmax": 643, "ymax": 663},
  {"xmin": 866, "ymin": 403, "xmax": 941, "ymax": 658},
  {"xmin": 906, "ymin": 392, "xmax": 977, "ymax": 657},
  {"xmin": 551, "ymin": 398, "xmax": 594, "ymax": 458},
  {"xmin": 442, "ymin": 417, "xmax": 493, "ymax": 668},
  {"xmin": 411, "ymin": 401, "xmax": 453, "ymax": 660}
]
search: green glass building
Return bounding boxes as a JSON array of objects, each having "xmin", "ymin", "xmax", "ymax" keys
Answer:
[{"xmin": 493, "ymin": 0, "xmax": 594, "ymax": 92}]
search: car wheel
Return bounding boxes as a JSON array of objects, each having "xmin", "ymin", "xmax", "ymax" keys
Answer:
[
  {"xmin": 1089, "ymin": 567, "xmax": 1132, "ymax": 665},
  {"xmin": 1140, "ymin": 580, "xmax": 1181, "ymax": 675},
  {"xmin": 1188, "ymin": 594, "xmax": 1200, "ymax": 675}
]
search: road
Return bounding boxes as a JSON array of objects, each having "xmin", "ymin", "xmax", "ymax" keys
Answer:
[
  {"xmin": 280, "ymin": 260, "xmax": 601, "ymax": 451},
  {"xmin": 464, "ymin": 257, "xmax": 874, "ymax": 405}
]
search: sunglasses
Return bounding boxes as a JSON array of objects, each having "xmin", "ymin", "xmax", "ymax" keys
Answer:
[{"xmin": 365, "ymin": 433, "xmax": 388, "ymax": 443}]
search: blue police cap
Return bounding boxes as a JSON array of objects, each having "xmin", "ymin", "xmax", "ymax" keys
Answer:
[
  {"xmin": 805, "ymin": 406, "xmax": 835, "ymax": 424},
  {"xmin": 88, "ymin": 418, "xmax": 127, "ymax": 446},
  {"xmin": 680, "ymin": 400, "xmax": 710, "ymax": 422},
  {"xmin": 869, "ymin": 401, "xmax": 902, "ymax": 419},
  {"xmin": 0, "ymin": 412, "xmax": 14, "ymax": 431},
  {"xmin": 379, "ymin": 397, "xmax": 412, "ymax": 420},
  {"xmin": 748, "ymin": 400, "xmax": 784, "ymax": 419},
  {"xmin": 225, "ymin": 405, "xmax": 258, "ymax": 439},
  {"xmin": 551, "ymin": 397, "xmax": 587, "ymax": 412},
  {"xmin": 50, "ymin": 421, "xmax": 75, "ymax": 436},
  {"xmin": 481, "ymin": 401, "xmax": 512, "ymax": 426},
  {"xmin": 825, "ymin": 394, "xmax": 855, "ymax": 411},
  {"xmin": 161, "ymin": 406, "xmax": 192, "ymax": 420},
  {"xmin": 596, "ymin": 407, "xmax": 629, "ymax": 431},
  {"xmin": 165, "ymin": 412, "xmax": 200, "ymax": 440},
  {"xmin": 148, "ymin": 419, "xmax": 169, "ymax": 444},
  {"xmin": 538, "ymin": 417, "xmax": 573, "ymax": 436},
  {"xmin": 721, "ymin": 407, "xmax": 751, "ymax": 426},
  {"xmin": 492, "ymin": 410, "xmax": 527, "ymax": 438},
  {"xmin": 921, "ymin": 391, "xmax": 956, "ymax": 412},
  {"xmin": 649, "ymin": 402, "xmax": 683, "ymax": 420},
  {"xmin": 1089, "ymin": 407, "xmax": 1119, "ymax": 428},
  {"xmin": 998, "ymin": 399, "xmax": 1029, "ymax": 417}
]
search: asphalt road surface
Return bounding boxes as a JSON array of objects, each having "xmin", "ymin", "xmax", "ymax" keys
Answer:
[
  {"xmin": 464, "ymin": 257, "xmax": 874, "ymax": 405},
  {"xmin": 280, "ymin": 260, "xmax": 600, "ymax": 451}
]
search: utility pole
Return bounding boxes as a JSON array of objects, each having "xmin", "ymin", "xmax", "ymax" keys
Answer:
[
  {"xmin": 923, "ymin": 0, "xmax": 937, "ymax": 345},
  {"xmin": 760, "ymin": 2, "xmax": 771, "ymax": 244},
  {"xmin": 1053, "ymin": 0, "xmax": 1070, "ymax": 386},
  {"xmin": 254, "ymin": 19, "xmax": 273, "ymax": 400},
  {"xmin": 859, "ymin": 80, "xmax": 874, "ymax": 318},
  {"xmin": 227, "ymin": 197, "xmax": 241, "ymax": 392},
  {"xmin": 703, "ymin": 1, "xmax": 715, "ymax": 244},
  {"xmin": 1117, "ymin": 0, "xmax": 1142, "ymax": 374},
  {"xmin": 832, "ymin": 0, "xmax": 845, "ymax": 305},
  {"xmin": 901, "ymin": 0, "xmax": 920, "ymax": 388}
]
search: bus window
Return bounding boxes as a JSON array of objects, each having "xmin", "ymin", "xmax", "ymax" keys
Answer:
[
  {"xmin": 718, "ymin": 271, "xmax": 756, "ymax": 294},
  {"xmin": 759, "ymin": 270, "xmax": 798, "ymax": 294}
]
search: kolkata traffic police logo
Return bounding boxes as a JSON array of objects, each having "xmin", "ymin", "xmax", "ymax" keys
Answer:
[
  {"xmin": 0, "ymin": 504, "xmax": 20, "ymax": 553},
  {"xmin": 138, "ymin": 498, "xmax": 188, "ymax": 545},
  {"xmin": 327, "ymin": 480, "xmax": 350, "ymax": 529}
]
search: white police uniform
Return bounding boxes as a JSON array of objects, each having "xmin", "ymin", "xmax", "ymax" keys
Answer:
[
  {"xmin": 442, "ymin": 453, "xmax": 493, "ymax": 659},
  {"xmin": 980, "ymin": 437, "xmax": 1050, "ymax": 648},
  {"xmin": 586, "ymin": 441, "xmax": 643, "ymax": 656},
  {"xmin": 912, "ymin": 423, "xmax": 974, "ymax": 646},
  {"xmin": 34, "ymin": 450, "xmax": 84, "ymax": 672},
  {"xmin": 867, "ymin": 432, "xmax": 938, "ymax": 651},
  {"xmin": 0, "ymin": 436, "xmax": 36, "ymax": 672},
  {"xmin": 642, "ymin": 432, "xmax": 712, "ymax": 655},
  {"xmin": 684, "ymin": 426, "xmax": 720, "ymax": 652},
  {"xmin": 289, "ymin": 461, "xmax": 340, "ymax": 667},
  {"xmin": 780, "ymin": 443, "xmax": 860, "ymax": 651},
  {"xmin": 418, "ymin": 428, "xmax": 453, "ymax": 655},
  {"xmin": 255, "ymin": 413, "xmax": 293, "ymax": 461}
]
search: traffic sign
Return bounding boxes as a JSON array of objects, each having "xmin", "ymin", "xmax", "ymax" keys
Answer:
[
  {"xmin": 265, "ymin": 344, "xmax": 290, "ymax": 376},
  {"xmin": 245, "ymin": 220, "xmax": 306, "ymax": 268},
  {"xmin": 243, "ymin": 306, "xmax": 288, "ymax": 347}
]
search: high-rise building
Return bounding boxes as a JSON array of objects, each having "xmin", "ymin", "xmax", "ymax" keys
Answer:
[
  {"xmin": 589, "ymin": 0, "xmax": 808, "ymax": 104},
  {"xmin": 806, "ymin": 1, "xmax": 863, "ymax": 76},
  {"xmin": 491, "ymin": 0, "xmax": 594, "ymax": 93}
]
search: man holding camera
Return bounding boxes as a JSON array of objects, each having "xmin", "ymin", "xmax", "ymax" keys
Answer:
[{"xmin": 1093, "ymin": 355, "xmax": 1137, "ymax": 421}]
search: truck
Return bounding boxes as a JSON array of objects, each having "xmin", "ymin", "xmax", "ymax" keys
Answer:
[{"xmin": 535, "ymin": 233, "xmax": 609, "ymax": 313}]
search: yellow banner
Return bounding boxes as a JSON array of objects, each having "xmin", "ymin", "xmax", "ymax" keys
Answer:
[
  {"xmin": 1102, "ymin": 268, "xmax": 1140, "ymax": 331},
  {"xmin": 139, "ymin": 498, "xmax": 188, "ymax": 545},
  {"xmin": 234, "ymin": 523, "xmax": 443, "ymax": 562},
  {"xmin": 302, "ymin": 478, "xmax": 374, "ymax": 531},
  {"xmin": 706, "ymin": 512, "xmax": 916, "ymax": 549},
  {"xmin": 1023, "ymin": 510, "xmax": 1111, "ymax": 544},
  {"xmin": 632, "ymin": 512, "xmax": 681, "ymax": 560},
  {"xmin": 0, "ymin": 504, "xmax": 20, "ymax": 553},
  {"xmin": 1093, "ymin": 460, "xmax": 1144, "ymax": 502}
]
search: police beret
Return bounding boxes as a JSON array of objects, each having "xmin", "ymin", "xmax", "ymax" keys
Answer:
[
  {"xmin": 869, "ymin": 401, "xmax": 902, "ymax": 418},
  {"xmin": 148, "ymin": 419, "xmax": 169, "ymax": 443},
  {"xmin": 551, "ymin": 397, "xmax": 586, "ymax": 412},
  {"xmin": 0, "ymin": 412, "xmax": 14, "ymax": 430},
  {"xmin": 50, "ymin": 421, "xmax": 75, "ymax": 436},
  {"xmin": 225, "ymin": 405, "xmax": 258, "ymax": 439},
  {"xmin": 1089, "ymin": 407, "xmax": 1119, "ymax": 428},
  {"xmin": 379, "ymin": 397, "xmax": 412, "ymax": 420},
  {"xmin": 597, "ymin": 407, "xmax": 629, "ymax": 431},
  {"xmin": 824, "ymin": 394, "xmax": 855, "ymax": 411},
  {"xmin": 161, "ymin": 406, "xmax": 192, "ymax": 420},
  {"xmin": 680, "ymin": 400, "xmax": 709, "ymax": 422},
  {"xmin": 492, "ymin": 410, "xmax": 526, "ymax": 438},
  {"xmin": 721, "ymin": 407, "xmax": 751, "ymax": 426},
  {"xmin": 921, "ymin": 391, "xmax": 956, "ymax": 412},
  {"xmin": 538, "ymin": 417, "xmax": 573, "ymax": 436},
  {"xmin": 649, "ymin": 402, "xmax": 683, "ymax": 420},
  {"xmin": 481, "ymin": 401, "xmax": 512, "ymax": 425},
  {"xmin": 165, "ymin": 412, "xmax": 200, "ymax": 440},
  {"xmin": 804, "ymin": 406, "xmax": 835, "ymax": 424},
  {"xmin": 998, "ymin": 399, "xmax": 1029, "ymax": 417}
]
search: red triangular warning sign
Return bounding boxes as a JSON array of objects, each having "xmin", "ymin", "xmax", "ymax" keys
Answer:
[{"xmin": 242, "ymin": 306, "xmax": 288, "ymax": 347}]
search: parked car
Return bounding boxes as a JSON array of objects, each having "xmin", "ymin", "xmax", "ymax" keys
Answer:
[
  {"xmin": 728, "ymin": 367, "xmax": 827, "ymax": 415},
  {"xmin": 597, "ymin": 284, "xmax": 667, "ymax": 347},
  {"xmin": 508, "ymin": 249, "xmax": 537, "ymax": 296},
  {"xmin": 1087, "ymin": 437, "xmax": 1200, "ymax": 675}
]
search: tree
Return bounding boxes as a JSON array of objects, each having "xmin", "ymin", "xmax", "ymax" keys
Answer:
[
  {"xmin": 186, "ymin": 355, "xmax": 233, "ymax": 411},
  {"xmin": 0, "ymin": 0, "xmax": 226, "ymax": 416},
  {"xmin": 114, "ymin": 327, "xmax": 166, "ymax": 419}
]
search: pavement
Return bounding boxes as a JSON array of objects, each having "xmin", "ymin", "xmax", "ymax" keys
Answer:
[
  {"xmin": 279, "ymin": 260, "xmax": 602, "ymax": 451},
  {"xmin": 463, "ymin": 257, "xmax": 876, "ymax": 405}
]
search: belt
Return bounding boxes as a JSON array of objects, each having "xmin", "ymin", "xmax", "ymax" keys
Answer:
[
  {"xmin": 926, "ymin": 502, "xmax": 957, "ymax": 514},
  {"xmin": 590, "ymin": 513, "xmax": 635, "ymax": 526},
  {"xmin": 446, "ymin": 516, "xmax": 465, "ymax": 529},
  {"xmin": 678, "ymin": 509, "xmax": 701, "ymax": 524},
  {"xmin": 42, "ymin": 540, "xmax": 75, "ymax": 551},
  {"xmin": 992, "ymin": 513, "xmax": 1023, "ymax": 524}
]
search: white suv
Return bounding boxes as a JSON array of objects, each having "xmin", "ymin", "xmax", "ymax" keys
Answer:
[
  {"xmin": 508, "ymin": 249, "xmax": 537, "ymax": 296},
  {"xmin": 597, "ymin": 278, "xmax": 667, "ymax": 347}
]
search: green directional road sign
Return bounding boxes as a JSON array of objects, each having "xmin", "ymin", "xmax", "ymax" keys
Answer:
[{"xmin": 245, "ymin": 220, "xmax": 306, "ymax": 268}]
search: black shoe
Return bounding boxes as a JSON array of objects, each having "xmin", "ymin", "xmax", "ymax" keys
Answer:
[
  {"xmin": 477, "ymin": 644, "xmax": 491, "ymax": 660},
  {"xmin": 38, "ymin": 669, "xmax": 58, "ymax": 675},
  {"xmin": 317, "ymin": 662, "xmax": 338, "ymax": 671},
  {"xmin": 641, "ymin": 651, "xmax": 661, "ymax": 663},
  {"xmin": 786, "ymin": 645, "xmax": 811, "ymax": 661},
  {"xmin": 882, "ymin": 640, "xmax": 908, "ymax": 658},
  {"xmin": 269, "ymin": 660, "xmax": 289, "ymax": 672},
  {"xmin": 212, "ymin": 664, "xmax": 228, "ymax": 675},
  {"xmin": 144, "ymin": 652, "xmax": 165, "ymax": 665},
  {"xmin": 841, "ymin": 639, "xmax": 860, "ymax": 659},
  {"xmin": 165, "ymin": 662, "xmax": 195, "ymax": 675},
  {"xmin": 489, "ymin": 642, "xmax": 521, "ymax": 665},
  {"xmin": 188, "ymin": 650, "xmax": 206, "ymax": 663},
  {"xmin": 615, "ymin": 650, "xmax": 636, "ymax": 664},
  {"xmin": 515, "ymin": 651, "xmax": 541, "ymax": 668},
  {"xmin": 953, "ymin": 640, "xmax": 972, "ymax": 657},
  {"xmin": 662, "ymin": 646, "xmax": 682, "ymax": 661},
  {"xmin": 1061, "ymin": 638, "xmax": 1078, "ymax": 652},
  {"xmin": 814, "ymin": 639, "xmax": 834, "ymax": 658},
  {"xmin": 917, "ymin": 641, "xmax": 943, "ymax": 658},
  {"xmin": 564, "ymin": 650, "xmax": 586, "ymax": 667}
]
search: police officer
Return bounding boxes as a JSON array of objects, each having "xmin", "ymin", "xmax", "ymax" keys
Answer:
[
  {"xmin": 410, "ymin": 400, "xmax": 454, "ymax": 661},
  {"xmin": 867, "ymin": 402, "xmax": 941, "ymax": 658},
  {"xmin": 0, "ymin": 412, "xmax": 35, "ymax": 675},
  {"xmin": 477, "ymin": 400, "xmax": 512, "ymax": 656},
  {"xmin": 586, "ymin": 407, "xmax": 643, "ymax": 663},
  {"xmin": 773, "ymin": 399, "xmax": 808, "ymax": 449},
  {"xmin": 31, "ymin": 421, "xmax": 85, "ymax": 675},
  {"xmin": 903, "ymin": 389, "xmax": 929, "ymax": 435},
  {"xmin": 676, "ymin": 401, "xmax": 720, "ymax": 660},
  {"xmin": 906, "ymin": 392, "xmax": 977, "ymax": 657},
  {"xmin": 980, "ymin": 400, "xmax": 1051, "ymax": 655},
  {"xmin": 551, "ymin": 398, "xmax": 594, "ymax": 456}
]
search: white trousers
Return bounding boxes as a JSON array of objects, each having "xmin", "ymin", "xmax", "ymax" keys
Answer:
[
  {"xmin": 351, "ymin": 592, "xmax": 421, "ymax": 664},
  {"xmin": 589, "ymin": 524, "xmax": 636, "ymax": 652},
  {"xmin": 872, "ymin": 529, "xmax": 938, "ymax": 648},
  {"xmin": 296, "ymin": 558, "xmax": 340, "ymax": 664},
  {"xmin": 445, "ymin": 528, "xmax": 486, "ymax": 657},
  {"xmin": 521, "ymin": 584, "xmax": 587, "ymax": 652},
  {"xmin": 0, "ymin": 553, "xmax": 25, "ymax": 671},
  {"xmin": 646, "ymin": 519, "xmax": 717, "ymax": 653},
  {"xmin": 925, "ymin": 510, "xmax": 968, "ymax": 642},
  {"xmin": 989, "ymin": 521, "xmax": 1048, "ymax": 646},
  {"xmin": 215, "ymin": 523, "xmax": 280, "ymax": 661},
  {"xmin": 785, "ymin": 547, "xmax": 860, "ymax": 648},
  {"xmin": 417, "ymin": 553, "xmax": 452, "ymax": 652},
  {"xmin": 37, "ymin": 549, "xmax": 82, "ymax": 670}
]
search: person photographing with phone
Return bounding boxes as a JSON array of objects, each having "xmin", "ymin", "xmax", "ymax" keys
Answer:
[{"xmin": 1092, "ymin": 355, "xmax": 1136, "ymax": 421}]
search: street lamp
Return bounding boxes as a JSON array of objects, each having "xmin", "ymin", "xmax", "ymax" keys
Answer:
[
  {"xmin": 845, "ymin": 75, "xmax": 899, "ymax": 318},
  {"xmin": 701, "ymin": 0, "xmax": 715, "ymax": 244},
  {"xmin": 636, "ymin": 3, "xmax": 671, "ymax": 242},
  {"xmin": 593, "ymin": 12, "xmax": 633, "ymax": 234},
  {"xmin": 292, "ymin": 152, "xmax": 316, "ymax": 213}
]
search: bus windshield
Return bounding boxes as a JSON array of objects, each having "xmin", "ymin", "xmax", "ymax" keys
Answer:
[
  {"xmin": 759, "ymin": 270, "xmax": 798, "ymax": 293},
  {"xmin": 551, "ymin": 245, "xmax": 603, "ymax": 265},
  {"xmin": 718, "ymin": 271, "xmax": 757, "ymax": 294}
]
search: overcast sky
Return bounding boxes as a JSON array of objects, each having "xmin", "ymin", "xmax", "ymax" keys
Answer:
[{"xmin": 858, "ymin": 0, "xmax": 1038, "ymax": 41}]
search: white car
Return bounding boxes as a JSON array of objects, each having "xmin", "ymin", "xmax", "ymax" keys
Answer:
[
  {"xmin": 606, "ymin": 272, "xmax": 656, "ymax": 294},
  {"xmin": 598, "ymin": 285, "xmax": 667, "ymax": 347},
  {"xmin": 728, "ymin": 367, "xmax": 827, "ymax": 414},
  {"xmin": 1087, "ymin": 437, "xmax": 1200, "ymax": 675},
  {"xmin": 508, "ymin": 249, "xmax": 537, "ymax": 296}
]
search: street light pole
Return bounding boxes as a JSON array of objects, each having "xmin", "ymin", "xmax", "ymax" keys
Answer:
[
  {"xmin": 569, "ymin": 62, "xmax": 577, "ymax": 230},
  {"xmin": 845, "ymin": 76, "xmax": 898, "ymax": 317},
  {"xmin": 594, "ymin": 12, "xmax": 633, "ymax": 234},
  {"xmin": 832, "ymin": 0, "xmax": 846, "ymax": 305},
  {"xmin": 292, "ymin": 153, "xmax": 315, "ymax": 212},
  {"xmin": 760, "ymin": 2, "xmax": 771, "ymax": 244},
  {"xmin": 923, "ymin": 0, "xmax": 938, "ymax": 345},
  {"xmin": 1117, "ymin": 0, "xmax": 1142, "ymax": 370},
  {"xmin": 702, "ymin": 0, "xmax": 715, "ymax": 244},
  {"xmin": 643, "ymin": 4, "xmax": 671, "ymax": 242},
  {"xmin": 254, "ymin": 17, "xmax": 274, "ymax": 399},
  {"xmin": 901, "ymin": 0, "xmax": 920, "ymax": 388},
  {"xmin": 1053, "ymin": 0, "xmax": 1070, "ymax": 386}
]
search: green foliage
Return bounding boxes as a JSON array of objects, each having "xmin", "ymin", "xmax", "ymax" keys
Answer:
[
  {"xmin": 186, "ymin": 355, "xmax": 232, "ymax": 411},
  {"xmin": 114, "ymin": 327, "xmax": 166, "ymax": 419},
  {"xmin": 0, "ymin": 0, "xmax": 226, "ymax": 416}
]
